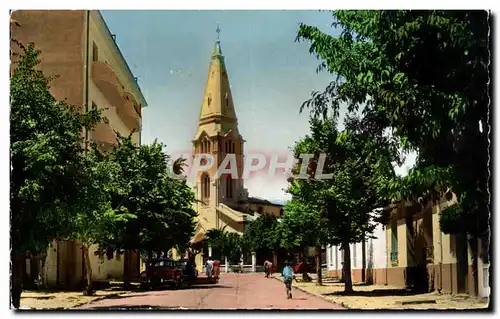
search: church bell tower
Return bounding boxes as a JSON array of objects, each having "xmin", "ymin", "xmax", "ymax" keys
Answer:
[{"xmin": 192, "ymin": 27, "xmax": 247, "ymax": 231}]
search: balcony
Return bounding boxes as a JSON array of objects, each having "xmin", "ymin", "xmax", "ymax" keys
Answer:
[
  {"xmin": 116, "ymin": 92, "xmax": 141, "ymax": 132},
  {"xmin": 91, "ymin": 61, "xmax": 124, "ymax": 108},
  {"xmin": 91, "ymin": 122, "xmax": 117, "ymax": 147},
  {"xmin": 92, "ymin": 62, "xmax": 141, "ymax": 132}
]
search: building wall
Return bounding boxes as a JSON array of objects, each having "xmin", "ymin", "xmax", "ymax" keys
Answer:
[
  {"xmin": 326, "ymin": 223, "xmax": 387, "ymax": 284},
  {"xmin": 11, "ymin": 10, "xmax": 86, "ymax": 108},
  {"xmin": 88, "ymin": 11, "xmax": 142, "ymax": 145}
]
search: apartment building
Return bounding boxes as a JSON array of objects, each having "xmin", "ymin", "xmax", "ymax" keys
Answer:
[{"xmin": 10, "ymin": 10, "xmax": 147, "ymax": 288}]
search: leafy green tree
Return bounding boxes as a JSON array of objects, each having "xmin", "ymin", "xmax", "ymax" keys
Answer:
[
  {"xmin": 284, "ymin": 116, "xmax": 396, "ymax": 290},
  {"xmin": 242, "ymin": 214, "xmax": 280, "ymax": 260},
  {"xmin": 296, "ymin": 10, "xmax": 490, "ymax": 295},
  {"xmin": 205, "ymin": 227, "xmax": 244, "ymax": 264},
  {"xmin": 107, "ymin": 138, "xmax": 197, "ymax": 279},
  {"xmin": 69, "ymin": 147, "xmax": 135, "ymax": 295},
  {"xmin": 10, "ymin": 42, "xmax": 101, "ymax": 307}
]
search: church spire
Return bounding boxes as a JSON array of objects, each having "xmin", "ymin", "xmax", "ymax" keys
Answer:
[{"xmin": 195, "ymin": 25, "xmax": 239, "ymax": 139}]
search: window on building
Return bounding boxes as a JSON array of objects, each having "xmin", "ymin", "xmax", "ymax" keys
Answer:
[
  {"xmin": 207, "ymin": 94, "xmax": 212, "ymax": 107},
  {"xmin": 202, "ymin": 174, "xmax": 210, "ymax": 202},
  {"xmin": 92, "ymin": 42, "xmax": 98, "ymax": 62},
  {"xmin": 391, "ymin": 217, "xmax": 398, "ymax": 263},
  {"xmin": 226, "ymin": 176, "xmax": 233, "ymax": 198},
  {"xmin": 257, "ymin": 206, "xmax": 263, "ymax": 214}
]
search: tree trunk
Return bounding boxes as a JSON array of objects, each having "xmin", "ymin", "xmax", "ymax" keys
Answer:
[
  {"xmin": 469, "ymin": 236, "xmax": 479, "ymax": 296},
  {"xmin": 123, "ymin": 250, "xmax": 131, "ymax": 289},
  {"xmin": 82, "ymin": 245, "xmax": 94, "ymax": 296},
  {"xmin": 361, "ymin": 238, "xmax": 366, "ymax": 283},
  {"xmin": 315, "ymin": 246, "xmax": 322, "ymax": 286},
  {"xmin": 11, "ymin": 251, "xmax": 24, "ymax": 309},
  {"xmin": 147, "ymin": 250, "xmax": 153, "ymax": 270},
  {"xmin": 342, "ymin": 241, "xmax": 353, "ymax": 293}
]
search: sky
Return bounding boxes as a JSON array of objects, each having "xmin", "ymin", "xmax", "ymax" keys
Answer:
[{"xmin": 101, "ymin": 10, "xmax": 415, "ymax": 204}]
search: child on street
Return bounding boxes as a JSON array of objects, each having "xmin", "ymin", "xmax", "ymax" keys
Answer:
[{"xmin": 281, "ymin": 261, "xmax": 295, "ymax": 299}]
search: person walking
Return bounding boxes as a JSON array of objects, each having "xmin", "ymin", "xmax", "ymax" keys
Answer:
[
  {"xmin": 282, "ymin": 261, "xmax": 295, "ymax": 299},
  {"xmin": 264, "ymin": 260, "xmax": 273, "ymax": 278},
  {"xmin": 205, "ymin": 256, "xmax": 214, "ymax": 279}
]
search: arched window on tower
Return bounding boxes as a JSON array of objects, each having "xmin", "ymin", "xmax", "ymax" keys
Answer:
[
  {"xmin": 226, "ymin": 175, "xmax": 233, "ymax": 199},
  {"xmin": 225, "ymin": 92, "xmax": 229, "ymax": 107},
  {"xmin": 202, "ymin": 173, "xmax": 210, "ymax": 203},
  {"xmin": 207, "ymin": 94, "xmax": 212, "ymax": 107}
]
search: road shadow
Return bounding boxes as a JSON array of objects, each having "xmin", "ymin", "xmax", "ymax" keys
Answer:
[
  {"xmin": 77, "ymin": 305, "xmax": 186, "ymax": 310},
  {"xmin": 323, "ymin": 288, "xmax": 419, "ymax": 297},
  {"xmin": 181, "ymin": 285, "xmax": 232, "ymax": 290}
]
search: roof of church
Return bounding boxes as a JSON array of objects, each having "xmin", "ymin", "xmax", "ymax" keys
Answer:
[
  {"xmin": 194, "ymin": 30, "xmax": 239, "ymax": 140},
  {"xmin": 247, "ymin": 197, "xmax": 284, "ymax": 207}
]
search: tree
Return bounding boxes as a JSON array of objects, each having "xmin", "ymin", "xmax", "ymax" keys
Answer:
[
  {"xmin": 296, "ymin": 10, "xmax": 490, "ymax": 295},
  {"xmin": 284, "ymin": 116, "xmax": 397, "ymax": 291},
  {"xmin": 242, "ymin": 214, "xmax": 280, "ymax": 260},
  {"xmin": 205, "ymin": 228, "xmax": 245, "ymax": 264},
  {"xmin": 107, "ymin": 138, "xmax": 197, "ymax": 276},
  {"xmin": 10, "ymin": 42, "xmax": 101, "ymax": 307},
  {"xmin": 68, "ymin": 147, "xmax": 136, "ymax": 295},
  {"xmin": 278, "ymin": 198, "xmax": 330, "ymax": 285}
]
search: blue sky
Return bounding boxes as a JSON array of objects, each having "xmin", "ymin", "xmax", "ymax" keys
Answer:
[{"xmin": 101, "ymin": 10, "xmax": 414, "ymax": 203}]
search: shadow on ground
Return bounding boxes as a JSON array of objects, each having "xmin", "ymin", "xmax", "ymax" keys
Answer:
[
  {"xmin": 323, "ymin": 288, "xmax": 419, "ymax": 297},
  {"xmin": 76, "ymin": 305, "xmax": 187, "ymax": 310}
]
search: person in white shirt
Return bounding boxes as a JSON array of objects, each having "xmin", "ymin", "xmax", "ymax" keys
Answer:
[{"xmin": 205, "ymin": 257, "xmax": 214, "ymax": 278}]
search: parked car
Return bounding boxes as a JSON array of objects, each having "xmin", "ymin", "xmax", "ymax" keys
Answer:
[
  {"xmin": 140, "ymin": 259, "xmax": 183, "ymax": 289},
  {"xmin": 178, "ymin": 259, "xmax": 198, "ymax": 283}
]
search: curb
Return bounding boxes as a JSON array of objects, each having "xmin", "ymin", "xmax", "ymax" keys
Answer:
[{"xmin": 272, "ymin": 276, "xmax": 349, "ymax": 309}]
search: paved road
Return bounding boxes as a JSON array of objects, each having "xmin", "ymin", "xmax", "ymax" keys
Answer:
[{"xmin": 79, "ymin": 273, "xmax": 344, "ymax": 310}]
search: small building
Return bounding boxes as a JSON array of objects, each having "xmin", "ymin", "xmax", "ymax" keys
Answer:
[
  {"xmin": 325, "ymin": 195, "xmax": 490, "ymax": 298},
  {"xmin": 11, "ymin": 10, "xmax": 146, "ymax": 288}
]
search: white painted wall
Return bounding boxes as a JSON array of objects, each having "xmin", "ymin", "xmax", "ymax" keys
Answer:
[{"xmin": 326, "ymin": 223, "xmax": 387, "ymax": 270}]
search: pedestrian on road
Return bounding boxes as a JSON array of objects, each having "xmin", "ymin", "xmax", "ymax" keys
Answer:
[
  {"xmin": 282, "ymin": 260, "xmax": 295, "ymax": 299},
  {"xmin": 264, "ymin": 260, "xmax": 273, "ymax": 278},
  {"xmin": 206, "ymin": 256, "xmax": 214, "ymax": 279}
]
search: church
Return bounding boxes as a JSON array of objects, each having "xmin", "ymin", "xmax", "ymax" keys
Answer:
[{"xmin": 187, "ymin": 32, "xmax": 283, "ymax": 271}]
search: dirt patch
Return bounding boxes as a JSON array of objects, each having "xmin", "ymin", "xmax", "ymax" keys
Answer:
[
  {"xmin": 20, "ymin": 289, "xmax": 129, "ymax": 309},
  {"xmin": 275, "ymin": 277, "xmax": 489, "ymax": 310}
]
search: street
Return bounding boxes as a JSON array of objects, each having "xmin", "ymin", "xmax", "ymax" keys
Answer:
[{"xmin": 78, "ymin": 273, "xmax": 344, "ymax": 310}]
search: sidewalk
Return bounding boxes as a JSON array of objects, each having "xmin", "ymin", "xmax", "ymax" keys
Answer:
[
  {"xmin": 275, "ymin": 276, "xmax": 489, "ymax": 310},
  {"xmin": 19, "ymin": 282, "xmax": 136, "ymax": 309}
]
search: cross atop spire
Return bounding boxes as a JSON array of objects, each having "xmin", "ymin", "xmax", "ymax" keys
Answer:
[
  {"xmin": 212, "ymin": 24, "xmax": 223, "ymax": 58},
  {"xmin": 216, "ymin": 24, "xmax": 221, "ymax": 41}
]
